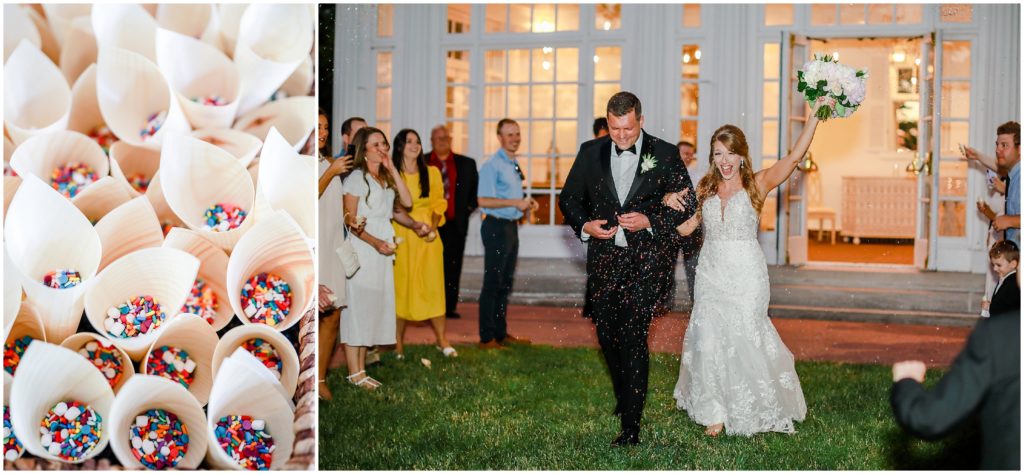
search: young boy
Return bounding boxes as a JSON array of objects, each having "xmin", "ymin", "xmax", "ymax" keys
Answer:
[{"xmin": 982, "ymin": 240, "xmax": 1019, "ymax": 317}]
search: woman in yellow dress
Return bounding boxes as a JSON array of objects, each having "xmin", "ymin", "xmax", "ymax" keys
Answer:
[{"xmin": 391, "ymin": 129, "xmax": 457, "ymax": 358}]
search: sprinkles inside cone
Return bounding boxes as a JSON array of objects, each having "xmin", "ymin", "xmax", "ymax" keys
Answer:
[
  {"xmin": 43, "ymin": 269, "xmax": 82, "ymax": 289},
  {"xmin": 202, "ymin": 203, "xmax": 247, "ymax": 232},
  {"xmin": 241, "ymin": 273, "xmax": 292, "ymax": 326},
  {"xmin": 129, "ymin": 409, "xmax": 189, "ymax": 469},
  {"xmin": 88, "ymin": 124, "xmax": 117, "ymax": 154},
  {"xmin": 39, "ymin": 401, "xmax": 102, "ymax": 461},
  {"xmin": 139, "ymin": 111, "xmax": 167, "ymax": 142},
  {"xmin": 3, "ymin": 335, "xmax": 34, "ymax": 376},
  {"xmin": 192, "ymin": 95, "xmax": 227, "ymax": 106},
  {"xmin": 77, "ymin": 340, "xmax": 124, "ymax": 389},
  {"xmin": 105, "ymin": 296, "xmax": 166, "ymax": 338},
  {"xmin": 4, "ymin": 162, "xmax": 17, "ymax": 177},
  {"xmin": 147, "ymin": 346, "xmax": 196, "ymax": 388},
  {"xmin": 241, "ymin": 338, "xmax": 282, "ymax": 379},
  {"xmin": 50, "ymin": 162, "xmax": 98, "ymax": 198},
  {"xmin": 214, "ymin": 415, "xmax": 273, "ymax": 470},
  {"xmin": 127, "ymin": 173, "xmax": 151, "ymax": 193},
  {"xmin": 4, "ymin": 405, "xmax": 23, "ymax": 462},
  {"xmin": 161, "ymin": 221, "xmax": 174, "ymax": 236},
  {"xmin": 181, "ymin": 278, "xmax": 218, "ymax": 324}
]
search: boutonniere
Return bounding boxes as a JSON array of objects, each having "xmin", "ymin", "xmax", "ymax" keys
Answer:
[{"xmin": 640, "ymin": 154, "xmax": 657, "ymax": 173}]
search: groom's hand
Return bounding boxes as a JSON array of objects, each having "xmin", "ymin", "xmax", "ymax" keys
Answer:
[
  {"xmin": 582, "ymin": 219, "xmax": 618, "ymax": 239},
  {"xmin": 617, "ymin": 212, "xmax": 651, "ymax": 232}
]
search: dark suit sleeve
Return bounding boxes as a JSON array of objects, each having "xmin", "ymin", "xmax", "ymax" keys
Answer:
[
  {"xmin": 463, "ymin": 156, "xmax": 479, "ymax": 213},
  {"xmin": 648, "ymin": 143, "xmax": 697, "ymax": 239},
  {"xmin": 559, "ymin": 146, "xmax": 592, "ymax": 239},
  {"xmin": 890, "ymin": 319, "xmax": 994, "ymax": 440}
]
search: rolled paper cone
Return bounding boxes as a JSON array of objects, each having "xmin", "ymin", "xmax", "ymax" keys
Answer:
[
  {"xmin": 211, "ymin": 324, "xmax": 299, "ymax": 399},
  {"xmin": 156, "ymin": 4, "xmax": 212, "ymax": 40},
  {"xmin": 139, "ymin": 313, "xmax": 218, "ymax": 406},
  {"xmin": 4, "ymin": 248, "xmax": 24, "ymax": 341},
  {"xmin": 247, "ymin": 159, "xmax": 261, "ymax": 186},
  {"xmin": 3, "ymin": 176, "xmax": 21, "ymax": 223},
  {"xmin": 232, "ymin": 5, "xmax": 312, "ymax": 115},
  {"xmin": 95, "ymin": 197, "xmax": 164, "ymax": 272},
  {"xmin": 60, "ymin": 332, "xmax": 135, "ymax": 394},
  {"xmin": 144, "ymin": 171, "xmax": 187, "ymax": 233},
  {"xmin": 5, "ymin": 176, "xmax": 101, "ymax": 343},
  {"xmin": 66, "ymin": 65, "xmax": 108, "ymax": 148},
  {"xmin": 226, "ymin": 210, "xmax": 314, "ymax": 331},
  {"xmin": 233, "ymin": 95, "xmax": 316, "ymax": 151},
  {"xmin": 4, "ymin": 135, "xmax": 14, "ymax": 165},
  {"xmin": 191, "ymin": 128, "xmax": 263, "ymax": 168},
  {"xmin": 206, "ymin": 347, "xmax": 294, "ymax": 470},
  {"xmin": 214, "ymin": 4, "xmax": 248, "ymax": 58},
  {"xmin": 108, "ymin": 141, "xmax": 161, "ymax": 197},
  {"xmin": 162, "ymin": 228, "xmax": 234, "ymax": 331},
  {"xmin": 141, "ymin": 4, "xmax": 158, "ymax": 17},
  {"xmin": 156, "ymin": 28, "xmax": 241, "ymax": 130},
  {"xmin": 8, "ymin": 130, "xmax": 109, "ymax": 201},
  {"xmin": 72, "ymin": 176, "xmax": 136, "ymax": 224},
  {"xmin": 82, "ymin": 247, "xmax": 199, "ymax": 361},
  {"xmin": 5, "ymin": 299, "xmax": 46, "ymax": 369},
  {"xmin": 91, "ymin": 4, "xmax": 157, "ymax": 61},
  {"xmin": 9, "ymin": 342, "xmax": 115, "ymax": 464},
  {"xmin": 108, "ymin": 375, "xmax": 209, "ymax": 469},
  {"xmin": 159, "ymin": 134, "xmax": 257, "ymax": 252},
  {"xmin": 41, "ymin": 4, "xmax": 91, "ymax": 49},
  {"xmin": 59, "ymin": 17, "xmax": 98, "ymax": 87},
  {"xmin": 257, "ymin": 127, "xmax": 316, "ymax": 238},
  {"xmin": 3, "ymin": 41, "xmax": 72, "ymax": 146},
  {"xmin": 4, "ymin": 4, "xmax": 41, "ymax": 62},
  {"xmin": 96, "ymin": 47, "xmax": 191, "ymax": 149},
  {"xmin": 279, "ymin": 55, "xmax": 314, "ymax": 97},
  {"xmin": 24, "ymin": 7, "xmax": 62, "ymax": 66}
]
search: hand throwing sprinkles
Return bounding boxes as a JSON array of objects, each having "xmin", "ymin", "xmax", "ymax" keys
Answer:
[
  {"xmin": 105, "ymin": 296, "xmax": 166, "ymax": 338},
  {"xmin": 77, "ymin": 340, "xmax": 124, "ymax": 388},
  {"xmin": 241, "ymin": 273, "xmax": 292, "ymax": 326},
  {"xmin": 88, "ymin": 125, "xmax": 117, "ymax": 154},
  {"xmin": 181, "ymin": 278, "xmax": 218, "ymax": 324},
  {"xmin": 50, "ymin": 162, "xmax": 98, "ymax": 198},
  {"xmin": 127, "ymin": 173, "xmax": 151, "ymax": 193},
  {"xmin": 192, "ymin": 95, "xmax": 227, "ymax": 106},
  {"xmin": 43, "ymin": 269, "xmax": 82, "ymax": 289},
  {"xmin": 241, "ymin": 339, "xmax": 282, "ymax": 379},
  {"xmin": 4, "ymin": 405, "xmax": 23, "ymax": 462},
  {"xmin": 129, "ymin": 409, "xmax": 189, "ymax": 469},
  {"xmin": 147, "ymin": 346, "xmax": 197, "ymax": 388},
  {"xmin": 202, "ymin": 203, "xmax": 247, "ymax": 232},
  {"xmin": 39, "ymin": 401, "xmax": 102, "ymax": 461},
  {"xmin": 3, "ymin": 336, "xmax": 34, "ymax": 376},
  {"xmin": 139, "ymin": 111, "xmax": 167, "ymax": 142},
  {"xmin": 214, "ymin": 415, "xmax": 274, "ymax": 470}
]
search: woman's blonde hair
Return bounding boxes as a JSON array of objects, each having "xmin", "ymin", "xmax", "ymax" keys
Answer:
[
  {"xmin": 351, "ymin": 127, "xmax": 396, "ymax": 203},
  {"xmin": 694, "ymin": 124, "xmax": 763, "ymax": 220}
]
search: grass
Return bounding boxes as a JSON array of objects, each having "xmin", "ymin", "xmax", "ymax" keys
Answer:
[{"xmin": 319, "ymin": 344, "xmax": 978, "ymax": 470}]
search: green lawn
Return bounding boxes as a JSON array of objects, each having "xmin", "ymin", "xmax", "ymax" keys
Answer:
[{"xmin": 319, "ymin": 344, "xmax": 978, "ymax": 470}]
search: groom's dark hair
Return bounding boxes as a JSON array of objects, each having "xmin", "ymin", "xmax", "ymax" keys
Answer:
[{"xmin": 607, "ymin": 91, "xmax": 642, "ymax": 119}]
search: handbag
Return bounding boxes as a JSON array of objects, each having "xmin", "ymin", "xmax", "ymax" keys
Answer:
[{"xmin": 336, "ymin": 215, "xmax": 361, "ymax": 278}]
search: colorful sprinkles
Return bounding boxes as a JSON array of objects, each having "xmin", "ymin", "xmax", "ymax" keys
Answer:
[
  {"xmin": 241, "ymin": 273, "xmax": 292, "ymax": 326},
  {"xmin": 241, "ymin": 339, "xmax": 282, "ymax": 380},
  {"xmin": 88, "ymin": 124, "xmax": 117, "ymax": 154},
  {"xmin": 43, "ymin": 269, "xmax": 82, "ymax": 289},
  {"xmin": 4, "ymin": 405, "xmax": 23, "ymax": 461},
  {"xmin": 39, "ymin": 401, "xmax": 102, "ymax": 461},
  {"xmin": 181, "ymin": 278, "xmax": 218, "ymax": 324},
  {"xmin": 50, "ymin": 162, "xmax": 98, "ymax": 198},
  {"xmin": 77, "ymin": 340, "xmax": 124, "ymax": 389},
  {"xmin": 202, "ymin": 203, "xmax": 247, "ymax": 232},
  {"xmin": 140, "ymin": 111, "xmax": 167, "ymax": 142},
  {"xmin": 146, "ymin": 346, "xmax": 196, "ymax": 389},
  {"xmin": 105, "ymin": 295, "xmax": 167, "ymax": 338},
  {"xmin": 192, "ymin": 95, "xmax": 227, "ymax": 106},
  {"xmin": 3, "ymin": 336, "xmax": 34, "ymax": 376},
  {"xmin": 129, "ymin": 409, "xmax": 189, "ymax": 469},
  {"xmin": 214, "ymin": 415, "xmax": 273, "ymax": 470},
  {"xmin": 127, "ymin": 173, "xmax": 151, "ymax": 193}
]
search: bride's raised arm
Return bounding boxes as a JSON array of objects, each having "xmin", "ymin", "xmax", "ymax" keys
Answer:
[{"xmin": 755, "ymin": 115, "xmax": 820, "ymax": 197}]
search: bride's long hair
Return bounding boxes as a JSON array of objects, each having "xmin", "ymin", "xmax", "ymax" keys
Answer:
[{"xmin": 694, "ymin": 124, "xmax": 763, "ymax": 221}]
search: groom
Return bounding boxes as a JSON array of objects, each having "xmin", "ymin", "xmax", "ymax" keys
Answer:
[{"xmin": 560, "ymin": 92, "xmax": 696, "ymax": 446}]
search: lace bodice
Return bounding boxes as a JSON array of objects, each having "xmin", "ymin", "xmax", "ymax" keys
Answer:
[{"xmin": 702, "ymin": 191, "xmax": 760, "ymax": 242}]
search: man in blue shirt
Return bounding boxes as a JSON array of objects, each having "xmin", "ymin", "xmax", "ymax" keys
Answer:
[
  {"xmin": 476, "ymin": 118, "xmax": 538, "ymax": 349},
  {"xmin": 968, "ymin": 121, "xmax": 1020, "ymax": 247}
]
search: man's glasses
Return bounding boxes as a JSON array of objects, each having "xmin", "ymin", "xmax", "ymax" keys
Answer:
[{"xmin": 512, "ymin": 160, "xmax": 525, "ymax": 181}]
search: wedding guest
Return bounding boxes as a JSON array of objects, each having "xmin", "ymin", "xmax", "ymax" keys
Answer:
[
  {"xmin": 593, "ymin": 117, "xmax": 609, "ymax": 138},
  {"xmin": 982, "ymin": 240, "xmax": 1019, "ymax": 316},
  {"xmin": 426, "ymin": 124, "xmax": 479, "ymax": 320},
  {"xmin": 476, "ymin": 118, "xmax": 537, "ymax": 349},
  {"xmin": 340, "ymin": 127, "xmax": 413, "ymax": 389},
  {"xmin": 390, "ymin": 128, "xmax": 458, "ymax": 358},
  {"xmin": 966, "ymin": 121, "xmax": 1020, "ymax": 247},
  {"xmin": 660, "ymin": 141, "xmax": 704, "ymax": 312},
  {"xmin": 337, "ymin": 116, "xmax": 368, "ymax": 158}
]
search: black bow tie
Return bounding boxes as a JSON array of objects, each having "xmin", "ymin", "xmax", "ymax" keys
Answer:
[{"xmin": 615, "ymin": 144, "xmax": 636, "ymax": 156}]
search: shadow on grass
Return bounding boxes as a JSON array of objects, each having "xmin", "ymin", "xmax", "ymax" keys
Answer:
[{"xmin": 884, "ymin": 419, "xmax": 982, "ymax": 470}]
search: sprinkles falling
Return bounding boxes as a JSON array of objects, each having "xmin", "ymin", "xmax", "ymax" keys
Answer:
[
  {"xmin": 241, "ymin": 273, "xmax": 292, "ymax": 326},
  {"xmin": 43, "ymin": 269, "xmax": 82, "ymax": 289},
  {"xmin": 202, "ymin": 203, "xmax": 247, "ymax": 232},
  {"xmin": 182, "ymin": 278, "xmax": 218, "ymax": 324},
  {"xmin": 39, "ymin": 401, "xmax": 103, "ymax": 461},
  {"xmin": 139, "ymin": 111, "xmax": 167, "ymax": 142},
  {"xmin": 3, "ymin": 336, "xmax": 34, "ymax": 376},
  {"xmin": 4, "ymin": 405, "xmax": 23, "ymax": 462},
  {"xmin": 129, "ymin": 409, "xmax": 189, "ymax": 469},
  {"xmin": 214, "ymin": 415, "xmax": 273, "ymax": 470},
  {"xmin": 242, "ymin": 338, "xmax": 282, "ymax": 379},
  {"xmin": 50, "ymin": 162, "xmax": 98, "ymax": 198},
  {"xmin": 147, "ymin": 346, "xmax": 197, "ymax": 388},
  {"xmin": 77, "ymin": 340, "xmax": 124, "ymax": 389},
  {"xmin": 105, "ymin": 296, "xmax": 167, "ymax": 338}
]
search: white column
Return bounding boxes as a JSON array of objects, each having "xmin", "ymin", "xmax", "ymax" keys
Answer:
[
  {"xmin": 392, "ymin": 5, "xmax": 445, "ymax": 137},
  {"xmin": 333, "ymin": 4, "xmax": 375, "ymax": 154}
]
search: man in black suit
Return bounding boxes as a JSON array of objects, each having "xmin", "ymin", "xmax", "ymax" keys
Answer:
[
  {"xmin": 559, "ymin": 92, "xmax": 696, "ymax": 446},
  {"xmin": 427, "ymin": 124, "xmax": 479, "ymax": 319}
]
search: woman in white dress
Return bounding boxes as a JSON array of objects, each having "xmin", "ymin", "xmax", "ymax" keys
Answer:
[
  {"xmin": 665, "ymin": 116, "xmax": 819, "ymax": 436},
  {"xmin": 340, "ymin": 127, "xmax": 412, "ymax": 390}
]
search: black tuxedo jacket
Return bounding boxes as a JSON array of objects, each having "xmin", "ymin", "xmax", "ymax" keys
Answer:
[
  {"xmin": 891, "ymin": 311, "xmax": 1020, "ymax": 470},
  {"xmin": 990, "ymin": 271, "xmax": 1020, "ymax": 316},
  {"xmin": 427, "ymin": 151, "xmax": 478, "ymax": 237}
]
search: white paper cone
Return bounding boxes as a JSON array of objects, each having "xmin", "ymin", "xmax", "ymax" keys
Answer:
[
  {"xmin": 59, "ymin": 17, "xmax": 98, "ymax": 87},
  {"xmin": 72, "ymin": 176, "xmax": 136, "ymax": 224},
  {"xmin": 156, "ymin": 4, "xmax": 212, "ymax": 40},
  {"xmin": 191, "ymin": 128, "xmax": 263, "ymax": 168},
  {"xmin": 8, "ymin": 130, "xmax": 109, "ymax": 201},
  {"xmin": 247, "ymin": 159, "xmax": 261, "ymax": 186},
  {"xmin": 4, "ymin": 5, "xmax": 41, "ymax": 62},
  {"xmin": 4, "ymin": 41, "xmax": 72, "ymax": 147},
  {"xmin": 4, "ymin": 248, "xmax": 24, "ymax": 342},
  {"xmin": 214, "ymin": 4, "xmax": 249, "ymax": 59},
  {"xmin": 144, "ymin": 171, "xmax": 187, "ymax": 234},
  {"xmin": 257, "ymin": 127, "xmax": 316, "ymax": 238},
  {"xmin": 67, "ymin": 65, "xmax": 111, "ymax": 152},
  {"xmin": 3, "ymin": 135, "xmax": 14, "ymax": 166},
  {"xmin": 234, "ymin": 95, "xmax": 316, "ymax": 152},
  {"xmin": 108, "ymin": 141, "xmax": 161, "ymax": 197},
  {"xmin": 206, "ymin": 347, "xmax": 294, "ymax": 470},
  {"xmin": 83, "ymin": 247, "xmax": 199, "ymax": 361},
  {"xmin": 4, "ymin": 300, "xmax": 46, "ymax": 377},
  {"xmin": 95, "ymin": 197, "xmax": 164, "ymax": 272},
  {"xmin": 226, "ymin": 210, "xmax": 314, "ymax": 331},
  {"xmin": 140, "ymin": 313, "xmax": 219, "ymax": 406},
  {"xmin": 25, "ymin": 6, "xmax": 62, "ymax": 66},
  {"xmin": 212, "ymin": 324, "xmax": 299, "ymax": 399},
  {"xmin": 156, "ymin": 28, "xmax": 241, "ymax": 130},
  {"xmin": 162, "ymin": 228, "xmax": 234, "ymax": 331},
  {"xmin": 3, "ymin": 176, "xmax": 21, "ymax": 223},
  {"xmin": 5, "ymin": 176, "xmax": 101, "ymax": 343},
  {"xmin": 108, "ymin": 375, "xmax": 209, "ymax": 469},
  {"xmin": 9, "ymin": 342, "xmax": 115, "ymax": 463},
  {"xmin": 60, "ymin": 332, "xmax": 135, "ymax": 394},
  {"xmin": 41, "ymin": 4, "xmax": 91, "ymax": 49},
  {"xmin": 96, "ymin": 47, "xmax": 191, "ymax": 149},
  {"xmin": 159, "ymin": 134, "xmax": 257, "ymax": 252},
  {"xmin": 232, "ymin": 5, "xmax": 312, "ymax": 115},
  {"xmin": 91, "ymin": 4, "xmax": 157, "ymax": 61},
  {"xmin": 280, "ymin": 55, "xmax": 314, "ymax": 97}
]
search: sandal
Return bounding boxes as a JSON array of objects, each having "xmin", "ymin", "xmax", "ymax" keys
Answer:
[
  {"xmin": 318, "ymin": 380, "xmax": 333, "ymax": 400},
  {"xmin": 437, "ymin": 346, "xmax": 458, "ymax": 358},
  {"xmin": 345, "ymin": 371, "xmax": 379, "ymax": 391}
]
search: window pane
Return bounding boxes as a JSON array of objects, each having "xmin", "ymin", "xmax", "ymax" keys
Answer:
[
  {"xmin": 447, "ymin": 5, "xmax": 471, "ymax": 34},
  {"xmin": 680, "ymin": 120, "xmax": 698, "ymax": 146},
  {"xmin": 376, "ymin": 87, "xmax": 391, "ymax": 119},
  {"xmin": 867, "ymin": 4, "xmax": 892, "ymax": 24},
  {"xmin": 518, "ymin": 124, "xmax": 530, "ymax": 155},
  {"xmin": 594, "ymin": 47, "xmax": 621, "ymax": 81},
  {"xmin": 764, "ymin": 43, "xmax": 780, "ymax": 79},
  {"xmin": 449, "ymin": 121, "xmax": 469, "ymax": 154},
  {"xmin": 528, "ymin": 192, "xmax": 553, "ymax": 224},
  {"xmin": 530, "ymin": 122, "xmax": 554, "ymax": 159},
  {"xmin": 533, "ymin": 48, "xmax": 555, "ymax": 82},
  {"xmin": 940, "ymin": 121, "xmax": 969, "ymax": 157},
  {"xmin": 483, "ymin": 121, "xmax": 498, "ymax": 154},
  {"xmin": 938, "ymin": 201, "xmax": 966, "ymax": 237},
  {"xmin": 556, "ymin": 48, "xmax": 579, "ymax": 82},
  {"xmin": 508, "ymin": 86, "xmax": 529, "ymax": 118},
  {"xmin": 556, "ymin": 4, "xmax": 579, "ymax": 31},
  {"xmin": 555, "ymin": 121, "xmax": 577, "ymax": 158},
  {"xmin": 485, "ymin": 50, "xmax": 506, "ymax": 83},
  {"xmin": 763, "ymin": 82, "xmax": 779, "ymax": 118},
  {"xmin": 940, "ymin": 4, "xmax": 972, "ymax": 23},
  {"xmin": 377, "ymin": 4, "xmax": 393, "ymax": 37},
  {"xmin": 556, "ymin": 156, "xmax": 575, "ymax": 189},
  {"xmin": 682, "ymin": 4, "xmax": 701, "ymax": 28},
  {"xmin": 681, "ymin": 83, "xmax": 699, "ymax": 118},
  {"xmin": 940, "ymin": 81, "xmax": 970, "ymax": 119},
  {"xmin": 895, "ymin": 5, "xmax": 922, "ymax": 24},
  {"xmin": 376, "ymin": 51, "xmax": 392, "ymax": 85},
  {"xmin": 555, "ymin": 85, "xmax": 578, "ymax": 119},
  {"xmin": 595, "ymin": 3, "xmax": 621, "ymax": 31},
  {"xmin": 531, "ymin": 85, "xmax": 554, "ymax": 119},
  {"xmin": 593, "ymin": 83, "xmax": 619, "ymax": 118},
  {"xmin": 763, "ymin": 120, "xmax": 778, "ymax": 157},
  {"xmin": 942, "ymin": 41, "xmax": 971, "ymax": 78},
  {"xmin": 764, "ymin": 4, "xmax": 793, "ymax": 26},
  {"xmin": 938, "ymin": 161, "xmax": 967, "ymax": 198},
  {"xmin": 447, "ymin": 86, "xmax": 470, "ymax": 119},
  {"xmin": 839, "ymin": 4, "xmax": 865, "ymax": 25},
  {"xmin": 484, "ymin": 86, "xmax": 506, "ymax": 118},
  {"xmin": 508, "ymin": 49, "xmax": 530, "ymax": 83},
  {"xmin": 533, "ymin": 4, "xmax": 555, "ymax": 32},
  {"xmin": 810, "ymin": 4, "xmax": 836, "ymax": 25},
  {"xmin": 486, "ymin": 4, "xmax": 506, "ymax": 32},
  {"xmin": 446, "ymin": 50, "xmax": 470, "ymax": 84},
  {"xmin": 681, "ymin": 44, "xmax": 700, "ymax": 79},
  {"xmin": 510, "ymin": 4, "xmax": 531, "ymax": 32}
]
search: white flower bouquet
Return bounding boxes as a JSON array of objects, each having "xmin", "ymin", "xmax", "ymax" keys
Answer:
[{"xmin": 797, "ymin": 55, "xmax": 869, "ymax": 120}]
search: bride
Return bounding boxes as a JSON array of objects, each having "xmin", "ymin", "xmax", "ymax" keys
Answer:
[{"xmin": 664, "ymin": 116, "xmax": 819, "ymax": 437}]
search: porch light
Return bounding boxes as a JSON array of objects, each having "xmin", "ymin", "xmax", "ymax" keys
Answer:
[
  {"xmin": 892, "ymin": 50, "xmax": 906, "ymax": 62},
  {"xmin": 695, "ymin": 49, "xmax": 701, "ymax": 60},
  {"xmin": 603, "ymin": 20, "xmax": 611, "ymax": 30},
  {"xmin": 683, "ymin": 53, "xmax": 691, "ymax": 63},
  {"xmin": 593, "ymin": 55, "xmax": 600, "ymax": 63}
]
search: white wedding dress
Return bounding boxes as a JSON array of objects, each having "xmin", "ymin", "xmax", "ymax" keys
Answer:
[{"xmin": 673, "ymin": 191, "xmax": 806, "ymax": 436}]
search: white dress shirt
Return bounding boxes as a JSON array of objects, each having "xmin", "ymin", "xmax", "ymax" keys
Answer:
[{"xmin": 581, "ymin": 132, "xmax": 651, "ymax": 247}]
